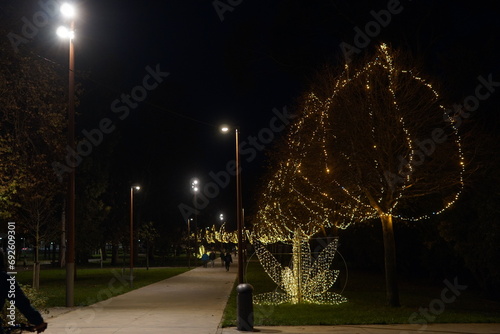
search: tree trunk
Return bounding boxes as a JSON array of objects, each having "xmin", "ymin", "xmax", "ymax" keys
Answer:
[
  {"xmin": 60, "ymin": 202, "xmax": 66, "ymax": 268},
  {"xmin": 146, "ymin": 244, "xmax": 149, "ymax": 270},
  {"xmin": 111, "ymin": 243, "xmax": 118, "ymax": 265},
  {"xmin": 380, "ymin": 214, "xmax": 400, "ymax": 307},
  {"xmin": 101, "ymin": 243, "xmax": 108, "ymax": 261},
  {"xmin": 33, "ymin": 240, "xmax": 40, "ymax": 290}
]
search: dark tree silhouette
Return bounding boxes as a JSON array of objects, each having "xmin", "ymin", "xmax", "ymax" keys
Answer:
[{"xmin": 0, "ymin": 27, "xmax": 67, "ymax": 288}]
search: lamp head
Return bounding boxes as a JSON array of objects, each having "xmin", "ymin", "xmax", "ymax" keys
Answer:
[
  {"xmin": 191, "ymin": 178, "xmax": 199, "ymax": 193},
  {"xmin": 57, "ymin": 26, "xmax": 74, "ymax": 39},
  {"xmin": 60, "ymin": 3, "xmax": 76, "ymax": 18}
]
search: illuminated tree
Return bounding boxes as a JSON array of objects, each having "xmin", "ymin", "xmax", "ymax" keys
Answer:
[
  {"xmin": 204, "ymin": 223, "xmax": 239, "ymax": 244},
  {"xmin": 254, "ymin": 159, "xmax": 326, "ymax": 244},
  {"xmin": 257, "ymin": 44, "xmax": 465, "ymax": 307}
]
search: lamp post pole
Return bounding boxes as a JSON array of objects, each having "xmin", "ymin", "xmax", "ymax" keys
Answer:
[
  {"xmin": 66, "ymin": 18, "xmax": 75, "ymax": 307},
  {"xmin": 130, "ymin": 187, "xmax": 134, "ymax": 288},
  {"xmin": 57, "ymin": 3, "xmax": 76, "ymax": 307},
  {"xmin": 235, "ymin": 128, "xmax": 244, "ymax": 284},
  {"xmin": 221, "ymin": 125, "xmax": 253, "ymax": 331},
  {"xmin": 187, "ymin": 218, "xmax": 191, "ymax": 269},
  {"xmin": 191, "ymin": 179, "xmax": 199, "ymax": 259},
  {"xmin": 130, "ymin": 186, "xmax": 140, "ymax": 288}
]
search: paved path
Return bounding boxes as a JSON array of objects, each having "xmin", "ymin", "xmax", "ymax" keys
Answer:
[
  {"xmin": 45, "ymin": 262, "xmax": 500, "ymax": 334},
  {"xmin": 221, "ymin": 323, "xmax": 500, "ymax": 334},
  {"xmin": 47, "ymin": 263, "xmax": 236, "ymax": 333}
]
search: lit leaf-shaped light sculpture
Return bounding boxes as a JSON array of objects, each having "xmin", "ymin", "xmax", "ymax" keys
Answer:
[{"xmin": 253, "ymin": 229, "xmax": 347, "ymax": 305}]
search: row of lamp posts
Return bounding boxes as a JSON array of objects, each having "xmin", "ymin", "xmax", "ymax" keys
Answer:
[
  {"xmin": 57, "ymin": 2, "xmax": 252, "ymax": 329},
  {"xmin": 191, "ymin": 127, "xmax": 253, "ymax": 330}
]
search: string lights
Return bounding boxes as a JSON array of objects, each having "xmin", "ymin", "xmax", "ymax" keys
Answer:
[
  {"xmin": 250, "ymin": 44, "xmax": 464, "ymax": 305},
  {"xmin": 253, "ymin": 229, "xmax": 347, "ymax": 305},
  {"xmin": 254, "ymin": 43, "xmax": 465, "ymax": 244},
  {"xmin": 202, "ymin": 223, "xmax": 241, "ymax": 244}
]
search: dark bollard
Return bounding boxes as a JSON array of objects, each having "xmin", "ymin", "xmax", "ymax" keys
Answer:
[{"xmin": 237, "ymin": 283, "xmax": 254, "ymax": 331}]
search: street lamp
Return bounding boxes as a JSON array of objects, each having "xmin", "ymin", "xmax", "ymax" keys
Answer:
[
  {"xmin": 191, "ymin": 178, "xmax": 199, "ymax": 257},
  {"xmin": 57, "ymin": 2, "xmax": 76, "ymax": 308},
  {"xmin": 187, "ymin": 218, "xmax": 193, "ymax": 268},
  {"xmin": 220, "ymin": 125, "xmax": 244, "ymax": 283},
  {"xmin": 221, "ymin": 125, "xmax": 253, "ymax": 331},
  {"xmin": 191, "ymin": 178, "xmax": 199, "ymax": 193},
  {"xmin": 130, "ymin": 185, "xmax": 140, "ymax": 288}
]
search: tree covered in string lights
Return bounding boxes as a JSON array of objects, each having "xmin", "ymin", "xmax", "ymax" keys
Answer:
[{"xmin": 255, "ymin": 44, "xmax": 465, "ymax": 307}]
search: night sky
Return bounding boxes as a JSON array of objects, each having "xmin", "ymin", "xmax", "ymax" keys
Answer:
[{"xmin": 3, "ymin": 0, "xmax": 500, "ymax": 231}]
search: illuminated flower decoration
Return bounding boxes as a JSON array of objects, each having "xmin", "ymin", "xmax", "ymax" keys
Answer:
[{"xmin": 253, "ymin": 229, "xmax": 347, "ymax": 305}]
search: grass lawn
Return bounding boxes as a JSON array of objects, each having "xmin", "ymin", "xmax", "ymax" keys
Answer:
[
  {"xmin": 16, "ymin": 266, "xmax": 190, "ymax": 307},
  {"xmin": 222, "ymin": 260, "xmax": 500, "ymax": 326}
]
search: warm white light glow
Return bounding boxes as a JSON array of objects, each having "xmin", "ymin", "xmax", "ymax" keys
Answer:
[
  {"xmin": 56, "ymin": 26, "xmax": 74, "ymax": 39},
  {"xmin": 220, "ymin": 125, "xmax": 230, "ymax": 133},
  {"xmin": 253, "ymin": 229, "xmax": 347, "ymax": 305},
  {"xmin": 191, "ymin": 179, "xmax": 199, "ymax": 193},
  {"xmin": 134, "ymin": 186, "xmax": 141, "ymax": 191},
  {"xmin": 60, "ymin": 3, "xmax": 75, "ymax": 18}
]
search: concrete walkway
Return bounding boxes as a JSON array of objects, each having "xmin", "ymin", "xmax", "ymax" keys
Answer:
[
  {"xmin": 221, "ymin": 323, "xmax": 500, "ymax": 334},
  {"xmin": 47, "ymin": 263, "xmax": 236, "ymax": 333},
  {"xmin": 45, "ymin": 262, "xmax": 500, "ymax": 334}
]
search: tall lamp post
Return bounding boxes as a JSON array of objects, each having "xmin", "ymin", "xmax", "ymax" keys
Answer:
[
  {"xmin": 219, "ymin": 213, "xmax": 224, "ymax": 253},
  {"xmin": 221, "ymin": 126, "xmax": 244, "ymax": 283},
  {"xmin": 130, "ymin": 185, "xmax": 140, "ymax": 288},
  {"xmin": 57, "ymin": 2, "xmax": 76, "ymax": 308},
  {"xmin": 187, "ymin": 218, "xmax": 193, "ymax": 268},
  {"xmin": 221, "ymin": 125, "xmax": 253, "ymax": 331},
  {"xmin": 191, "ymin": 178, "xmax": 199, "ymax": 257}
]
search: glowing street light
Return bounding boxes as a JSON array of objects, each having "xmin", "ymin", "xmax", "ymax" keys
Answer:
[
  {"xmin": 58, "ymin": 1, "xmax": 76, "ymax": 308},
  {"xmin": 56, "ymin": 26, "xmax": 74, "ymax": 39},
  {"xmin": 57, "ymin": 4, "xmax": 75, "ymax": 40},
  {"xmin": 191, "ymin": 178, "xmax": 199, "ymax": 260},
  {"xmin": 191, "ymin": 178, "xmax": 199, "ymax": 193},
  {"xmin": 60, "ymin": 3, "xmax": 75, "ymax": 17}
]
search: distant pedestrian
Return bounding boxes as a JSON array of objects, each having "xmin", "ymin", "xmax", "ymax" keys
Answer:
[
  {"xmin": 220, "ymin": 251, "xmax": 225, "ymax": 267},
  {"xmin": 201, "ymin": 253, "xmax": 209, "ymax": 268},
  {"xmin": 209, "ymin": 251, "xmax": 216, "ymax": 267},
  {"xmin": 224, "ymin": 252, "xmax": 232, "ymax": 271}
]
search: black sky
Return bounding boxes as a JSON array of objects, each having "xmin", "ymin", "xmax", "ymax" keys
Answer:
[{"xmin": 3, "ymin": 0, "xmax": 500, "ymax": 230}]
